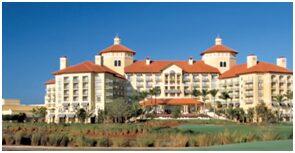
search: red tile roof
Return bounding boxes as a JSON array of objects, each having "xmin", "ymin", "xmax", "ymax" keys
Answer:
[
  {"xmin": 53, "ymin": 61, "xmax": 125, "ymax": 79},
  {"xmin": 45, "ymin": 79, "xmax": 55, "ymax": 85},
  {"xmin": 125, "ymin": 60, "xmax": 220, "ymax": 73},
  {"xmin": 219, "ymin": 61, "xmax": 293, "ymax": 79},
  {"xmin": 99, "ymin": 44, "xmax": 135, "ymax": 55},
  {"xmin": 141, "ymin": 98, "xmax": 204, "ymax": 106},
  {"xmin": 200, "ymin": 44, "xmax": 238, "ymax": 56}
]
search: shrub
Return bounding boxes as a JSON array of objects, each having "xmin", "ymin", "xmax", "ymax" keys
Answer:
[
  {"xmin": 14, "ymin": 131, "xmax": 25, "ymax": 145},
  {"xmin": 3, "ymin": 134, "xmax": 14, "ymax": 145},
  {"xmin": 60, "ymin": 136, "xmax": 69, "ymax": 147},
  {"xmin": 40, "ymin": 135, "xmax": 48, "ymax": 146},
  {"xmin": 76, "ymin": 136, "xmax": 96, "ymax": 147},
  {"xmin": 112, "ymin": 139, "xmax": 130, "ymax": 147},
  {"xmin": 31, "ymin": 132, "xmax": 42, "ymax": 146},
  {"xmin": 261, "ymin": 131, "xmax": 281, "ymax": 141},
  {"xmin": 194, "ymin": 134, "xmax": 212, "ymax": 147},
  {"xmin": 48, "ymin": 134, "xmax": 64, "ymax": 146},
  {"xmin": 135, "ymin": 138, "xmax": 154, "ymax": 147},
  {"xmin": 169, "ymin": 134, "xmax": 189, "ymax": 147},
  {"xmin": 97, "ymin": 137, "xmax": 112, "ymax": 147}
]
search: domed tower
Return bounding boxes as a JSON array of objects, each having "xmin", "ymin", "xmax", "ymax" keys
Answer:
[
  {"xmin": 97, "ymin": 34, "xmax": 136, "ymax": 75},
  {"xmin": 201, "ymin": 36, "xmax": 238, "ymax": 73}
]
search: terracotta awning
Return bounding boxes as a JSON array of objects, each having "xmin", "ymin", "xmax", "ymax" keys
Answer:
[{"xmin": 141, "ymin": 98, "xmax": 203, "ymax": 106}]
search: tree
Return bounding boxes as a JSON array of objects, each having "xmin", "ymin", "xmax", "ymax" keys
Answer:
[
  {"xmin": 76, "ymin": 108, "xmax": 87, "ymax": 123},
  {"xmin": 17, "ymin": 113, "xmax": 27, "ymax": 123},
  {"xmin": 219, "ymin": 91, "xmax": 231, "ymax": 109},
  {"xmin": 31, "ymin": 107, "xmax": 47, "ymax": 122},
  {"xmin": 255, "ymin": 102, "xmax": 269, "ymax": 123},
  {"xmin": 285, "ymin": 90, "xmax": 293, "ymax": 121},
  {"xmin": 209, "ymin": 89, "xmax": 219, "ymax": 118},
  {"xmin": 171, "ymin": 106, "xmax": 181, "ymax": 118},
  {"xmin": 191, "ymin": 89, "xmax": 201, "ymax": 112},
  {"xmin": 272, "ymin": 94, "xmax": 286, "ymax": 121},
  {"xmin": 105, "ymin": 98, "xmax": 131, "ymax": 123},
  {"xmin": 246, "ymin": 108, "xmax": 255, "ymax": 123},
  {"xmin": 201, "ymin": 89, "xmax": 210, "ymax": 103},
  {"xmin": 149, "ymin": 87, "xmax": 161, "ymax": 112}
]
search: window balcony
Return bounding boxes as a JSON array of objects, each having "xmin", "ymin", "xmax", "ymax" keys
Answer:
[
  {"xmin": 193, "ymin": 83, "xmax": 200, "ymax": 87},
  {"xmin": 245, "ymin": 92, "xmax": 253, "ymax": 97},
  {"xmin": 183, "ymin": 77, "xmax": 190, "ymax": 82},
  {"xmin": 245, "ymin": 80, "xmax": 253, "ymax": 84},
  {"xmin": 184, "ymin": 89, "xmax": 191, "ymax": 94},
  {"xmin": 146, "ymin": 77, "xmax": 153, "ymax": 82},
  {"xmin": 82, "ymin": 77, "xmax": 89, "ymax": 82},
  {"xmin": 73, "ymin": 79, "xmax": 79, "ymax": 83},
  {"xmin": 136, "ymin": 84, "xmax": 144, "ymax": 88},
  {"xmin": 202, "ymin": 78, "xmax": 209, "ymax": 82},
  {"xmin": 245, "ymin": 99, "xmax": 253, "ymax": 104},
  {"xmin": 136, "ymin": 78, "xmax": 144, "ymax": 82},
  {"xmin": 202, "ymin": 84, "xmax": 209, "ymax": 88},
  {"xmin": 193, "ymin": 77, "xmax": 200, "ymax": 82},
  {"xmin": 146, "ymin": 84, "xmax": 153, "ymax": 88},
  {"xmin": 155, "ymin": 78, "xmax": 161, "ymax": 82}
]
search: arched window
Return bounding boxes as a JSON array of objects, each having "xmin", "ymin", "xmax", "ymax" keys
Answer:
[
  {"xmin": 114, "ymin": 60, "xmax": 117, "ymax": 66},
  {"xmin": 223, "ymin": 62, "xmax": 226, "ymax": 67},
  {"xmin": 118, "ymin": 60, "xmax": 121, "ymax": 67},
  {"xmin": 220, "ymin": 62, "xmax": 223, "ymax": 67}
]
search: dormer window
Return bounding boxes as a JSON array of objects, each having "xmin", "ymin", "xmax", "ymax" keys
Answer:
[
  {"xmin": 114, "ymin": 60, "xmax": 121, "ymax": 67},
  {"xmin": 220, "ymin": 61, "xmax": 227, "ymax": 67}
]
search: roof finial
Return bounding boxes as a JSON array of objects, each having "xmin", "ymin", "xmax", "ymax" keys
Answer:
[
  {"xmin": 114, "ymin": 33, "xmax": 121, "ymax": 45},
  {"xmin": 215, "ymin": 34, "xmax": 222, "ymax": 45}
]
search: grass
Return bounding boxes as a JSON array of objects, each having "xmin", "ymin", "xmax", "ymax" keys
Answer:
[
  {"xmin": 183, "ymin": 139, "xmax": 293, "ymax": 151},
  {"xmin": 2, "ymin": 120, "xmax": 293, "ymax": 149}
]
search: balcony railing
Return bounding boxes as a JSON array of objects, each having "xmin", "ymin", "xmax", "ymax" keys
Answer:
[
  {"xmin": 155, "ymin": 78, "xmax": 161, "ymax": 82},
  {"xmin": 183, "ymin": 78, "xmax": 190, "ymax": 82},
  {"xmin": 193, "ymin": 78, "xmax": 200, "ymax": 82},
  {"xmin": 245, "ymin": 80, "xmax": 253, "ymax": 84},
  {"xmin": 146, "ymin": 84, "xmax": 153, "ymax": 88},
  {"xmin": 164, "ymin": 89, "xmax": 181, "ymax": 94},
  {"xmin": 245, "ymin": 99, "xmax": 253, "ymax": 104},
  {"xmin": 146, "ymin": 77, "xmax": 153, "ymax": 82},
  {"xmin": 136, "ymin": 78, "xmax": 143, "ymax": 82}
]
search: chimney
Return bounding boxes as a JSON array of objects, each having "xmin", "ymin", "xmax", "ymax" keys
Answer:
[
  {"xmin": 277, "ymin": 56, "xmax": 287, "ymax": 68},
  {"xmin": 247, "ymin": 54, "xmax": 257, "ymax": 68},
  {"xmin": 60, "ymin": 56, "xmax": 68, "ymax": 70},
  {"xmin": 215, "ymin": 35, "xmax": 222, "ymax": 45},
  {"xmin": 146, "ymin": 56, "xmax": 151, "ymax": 65},
  {"xmin": 95, "ymin": 55, "xmax": 103, "ymax": 66},
  {"xmin": 114, "ymin": 33, "xmax": 121, "ymax": 45},
  {"xmin": 188, "ymin": 56, "xmax": 194, "ymax": 65}
]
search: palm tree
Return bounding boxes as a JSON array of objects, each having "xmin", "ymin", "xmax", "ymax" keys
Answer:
[
  {"xmin": 209, "ymin": 89, "xmax": 219, "ymax": 118},
  {"xmin": 246, "ymin": 108, "xmax": 255, "ymax": 123},
  {"xmin": 149, "ymin": 87, "xmax": 161, "ymax": 112},
  {"xmin": 219, "ymin": 91, "xmax": 231, "ymax": 109},
  {"xmin": 272, "ymin": 94, "xmax": 286, "ymax": 122},
  {"xmin": 201, "ymin": 89, "xmax": 210, "ymax": 112},
  {"xmin": 76, "ymin": 108, "xmax": 87, "ymax": 123},
  {"xmin": 285, "ymin": 90, "xmax": 293, "ymax": 121},
  {"xmin": 191, "ymin": 89, "xmax": 201, "ymax": 113}
]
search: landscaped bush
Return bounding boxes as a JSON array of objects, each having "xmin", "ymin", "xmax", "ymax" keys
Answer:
[
  {"xmin": 31, "ymin": 132, "xmax": 42, "ymax": 146},
  {"xmin": 14, "ymin": 131, "xmax": 25, "ymax": 145},
  {"xmin": 76, "ymin": 136, "xmax": 97, "ymax": 147},
  {"xmin": 3, "ymin": 134, "xmax": 15, "ymax": 145},
  {"xmin": 97, "ymin": 137, "xmax": 112, "ymax": 147},
  {"xmin": 261, "ymin": 131, "xmax": 281, "ymax": 141},
  {"xmin": 112, "ymin": 139, "xmax": 130, "ymax": 147}
]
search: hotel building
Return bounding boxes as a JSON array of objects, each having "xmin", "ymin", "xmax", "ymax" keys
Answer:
[{"xmin": 45, "ymin": 35, "xmax": 293, "ymax": 123}]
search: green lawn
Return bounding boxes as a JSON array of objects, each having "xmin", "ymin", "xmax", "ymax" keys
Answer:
[
  {"xmin": 176, "ymin": 124, "xmax": 293, "ymax": 139},
  {"xmin": 183, "ymin": 140, "xmax": 293, "ymax": 151}
]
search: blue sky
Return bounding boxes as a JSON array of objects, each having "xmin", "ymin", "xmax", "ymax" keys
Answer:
[{"xmin": 3, "ymin": 2, "xmax": 293, "ymax": 104}]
